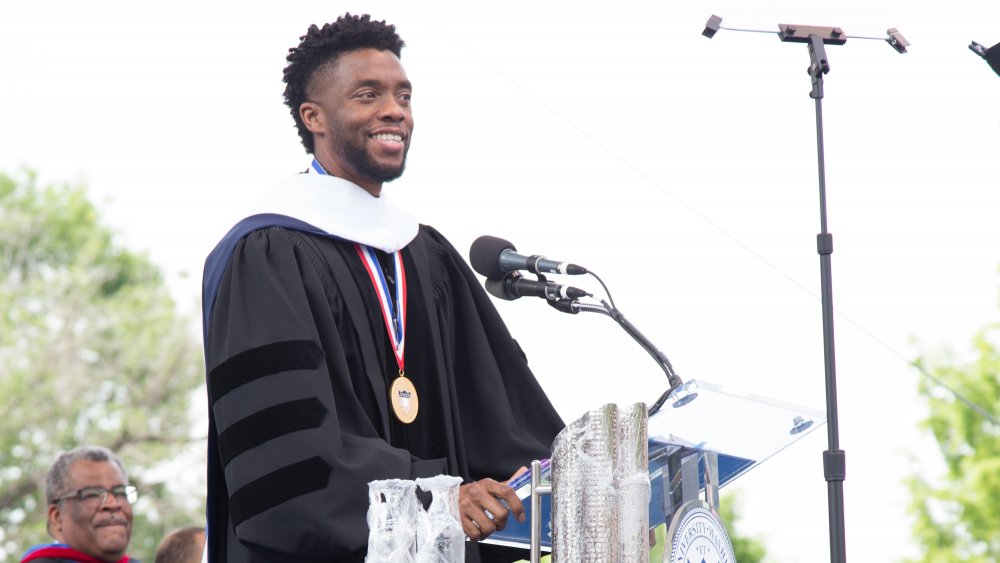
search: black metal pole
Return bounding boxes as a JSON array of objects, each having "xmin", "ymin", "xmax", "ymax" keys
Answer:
[
  {"xmin": 703, "ymin": 19, "xmax": 906, "ymax": 560},
  {"xmin": 806, "ymin": 33, "xmax": 847, "ymax": 563}
]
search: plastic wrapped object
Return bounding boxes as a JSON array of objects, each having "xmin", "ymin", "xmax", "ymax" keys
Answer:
[
  {"xmin": 551, "ymin": 402, "xmax": 649, "ymax": 562},
  {"xmin": 366, "ymin": 478, "xmax": 420, "ymax": 562},
  {"xmin": 415, "ymin": 475, "xmax": 465, "ymax": 563}
]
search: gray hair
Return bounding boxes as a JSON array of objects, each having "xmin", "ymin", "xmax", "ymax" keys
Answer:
[{"xmin": 46, "ymin": 445, "xmax": 128, "ymax": 505}]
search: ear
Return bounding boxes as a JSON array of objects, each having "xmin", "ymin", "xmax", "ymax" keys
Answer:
[
  {"xmin": 300, "ymin": 102, "xmax": 325, "ymax": 135},
  {"xmin": 47, "ymin": 504, "xmax": 64, "ymax": 540}
]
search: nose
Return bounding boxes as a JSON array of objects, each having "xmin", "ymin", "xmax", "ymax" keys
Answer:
[
  {"xmin": 378, "ymin": 97, "xmax": 406, "ymax": 122},
  {"xmin": 99, "ymin": 491, "xmax": 124, "ymax": 510}
]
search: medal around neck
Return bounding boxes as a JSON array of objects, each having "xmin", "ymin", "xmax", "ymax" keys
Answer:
[
  {"xmin": 391, "ymin": 375, "xmax": 419, "ymax": 424},
  {"xmin": 353, "ymin": 242, "xmax": 415, "ymax": 424}
]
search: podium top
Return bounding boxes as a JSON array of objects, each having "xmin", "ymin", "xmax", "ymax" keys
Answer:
[
  {"xmin": 485, "ymin": 380, "xmax": 824, "ymax": 550},
  {"xmin": 648, "ymin": 379, "xmax": 825, "ymax": 485}
]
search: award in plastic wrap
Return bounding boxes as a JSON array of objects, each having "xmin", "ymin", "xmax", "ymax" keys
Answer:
[
  {"xmin": 414, "ymin": 475, "xmax": 465, "ymax": 563},
  {"xmin": 366, "ymin": 479, "xmax": 420, "ymax": 562}
]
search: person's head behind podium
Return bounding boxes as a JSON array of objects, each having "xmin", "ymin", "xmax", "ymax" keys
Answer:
[
  {"xmin": 155, "ymin": 525, "xmax": 205, "ymax": 563},
  {"xmin": 283, "ymin": 13, "xmax": 412, "ymax": 197},
  {"xmin": 45, "ymin": 445, "xmax": 136, "ymax": 562}
]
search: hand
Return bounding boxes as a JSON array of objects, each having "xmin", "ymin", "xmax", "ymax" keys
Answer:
[{"xmin": 458, "ymin": 476, "xmax": 526, "ymax": 541}]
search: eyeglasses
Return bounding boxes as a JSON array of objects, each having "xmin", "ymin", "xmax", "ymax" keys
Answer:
[{"xmin": 54, "ymin": 485, "xmax": 138, "ymax": 507}]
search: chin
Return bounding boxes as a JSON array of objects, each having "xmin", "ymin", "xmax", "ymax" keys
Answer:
[
  {"xmin": 97, "ymin": 533, "xmax": 130, "ymax": 553},
  {"xmin": 97, "ymin": 547, "xmax": 128, "ymax": 561},
  {"xmin": 378, "ymin": 163, "xmax": 406, "ymax": 182}
]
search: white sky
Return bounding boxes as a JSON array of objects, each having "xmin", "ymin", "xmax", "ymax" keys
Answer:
[{"xmin": 2, "ymin": 0, "xmax": 999, "ymax": 560}]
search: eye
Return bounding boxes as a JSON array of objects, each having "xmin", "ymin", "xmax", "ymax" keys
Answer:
[{"xmin": 79, "ymin": 487, "xmax": 104, "ymax": 501}]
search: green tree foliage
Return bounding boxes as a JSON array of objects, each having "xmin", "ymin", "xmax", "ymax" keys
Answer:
[
  {"xmin": 719, "ymin": 492, "xmax": 767, "ymax": 563},
  {"xmin": 0, "ymin": 169, "xmax": 205, "ymax": 562},
  {"xmin": 907, "ymin": 323, "xmax": 1000, "ymax": 562}
]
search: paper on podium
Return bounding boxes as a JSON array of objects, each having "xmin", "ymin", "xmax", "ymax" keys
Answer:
[{"xmin": 482, "ymin": 379, "xmax": 824, "ymax": 550}]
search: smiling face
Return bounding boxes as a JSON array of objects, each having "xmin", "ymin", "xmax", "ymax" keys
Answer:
[
  {"xmin": 47, "ymin": 460, "xmax": 133, "ymax": 562},
  {"xmin": 300, "ymin": 48, "xmax": 413, "ymax": 196}
]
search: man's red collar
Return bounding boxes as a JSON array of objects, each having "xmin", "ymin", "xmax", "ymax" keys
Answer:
[{"xmin": 21, "ymin": 544, "xmax": 130, "ymax": 563}]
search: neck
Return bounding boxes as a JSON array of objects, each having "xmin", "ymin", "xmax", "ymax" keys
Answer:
[{"xmin": 312, "ymin": 154, "xmax": 382, "ymax": 197}]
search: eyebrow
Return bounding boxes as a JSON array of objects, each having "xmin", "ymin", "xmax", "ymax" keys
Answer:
[{"xmin": 354, "ymin": 78, "xmax": 412, "ymax": 91}]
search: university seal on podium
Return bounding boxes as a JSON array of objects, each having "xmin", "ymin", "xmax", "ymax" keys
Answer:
[{"xmin": 666, "ymin": 500, "xmax": 734, "ymax": 563}]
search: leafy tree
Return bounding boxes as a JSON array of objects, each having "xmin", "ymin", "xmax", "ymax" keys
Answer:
[
  {"xmin": 0, "ymin": 169, "xmax": 205, "ymax": 562},
  {"xmin": 719, "ymin": 491, "xmax": 767, "ymax": 563},
  {"xmin": 907, "ymin": 322, "xmax": 1000, "ymax": 562}
]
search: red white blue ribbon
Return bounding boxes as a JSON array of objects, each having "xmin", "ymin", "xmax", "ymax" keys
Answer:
[
  {"xmin": 355, "ymin": 244, "xmax": 407, "ymax": 371},
  {"xmin": 310, "ymin": 158, "xmax": 407, "ymax": 370}
]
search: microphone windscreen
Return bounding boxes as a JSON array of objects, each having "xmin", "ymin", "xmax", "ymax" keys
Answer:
[
  {"xmin": 484, "ymin": 276, "xmax": 518, "ymax": 300},
  {"xmin": 469, "ymin": 235, "xmax": 515, "ymax": 279}
]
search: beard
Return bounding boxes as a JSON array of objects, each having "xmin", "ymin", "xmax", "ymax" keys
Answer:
[{"xmin": 339, "ymin": 136, "xmax": 408, "ymax": 184}]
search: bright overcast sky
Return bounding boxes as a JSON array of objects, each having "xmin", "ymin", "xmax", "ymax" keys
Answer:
[{"xmin": 3, "ymin": 0, "xmax": 999, "ymax": 560}]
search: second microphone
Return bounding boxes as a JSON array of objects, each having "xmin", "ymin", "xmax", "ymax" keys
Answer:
[{"xmin": 485, "ymin": 273, "xmax": 591, "ymax": 301}]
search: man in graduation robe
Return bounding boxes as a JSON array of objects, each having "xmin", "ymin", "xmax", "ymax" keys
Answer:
[{"xmin": 201, "ymin": 14, "xmax": 565, "ymax": 563}]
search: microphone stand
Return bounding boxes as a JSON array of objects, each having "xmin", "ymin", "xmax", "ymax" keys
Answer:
[
  {"xmin": 548, "ymin": 298, "xmax": 684, "ymax": 415},
  {"xmin": 761, "ymin": 25, "xmax": 849, "ymax": 562},
  {"xmin": 698, "ymin": 21, "xmax": 907, "ymax": 561},
  {"xmin": 803, "ymin": 32, "xmax": 848, "ymax": 563}
]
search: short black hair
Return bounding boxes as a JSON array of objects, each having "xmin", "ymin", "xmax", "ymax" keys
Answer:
[
  {"xmin": 283, "ymin": 13, "xmax": 405, "ymax": 154},
  {"xmin": 155, "ymin": 525, "xmax": 205, "ymax": 563}
]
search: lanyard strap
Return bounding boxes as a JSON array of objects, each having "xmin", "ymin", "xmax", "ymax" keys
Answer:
[
  {"xmin": 311, "ymin": 157, "xmax": 408, "ymax": 371},
  {"xmin": 355, "ymin": 244, "xmax": 407, "ymax": 371}
]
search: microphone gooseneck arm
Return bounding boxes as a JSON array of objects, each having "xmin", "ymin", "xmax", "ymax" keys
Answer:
[
  {"xmin": 472, "ymin": 235, "xmax": 684, "ymax": 415},
  {"xmin": 549, "ymin": 298, "xmax": 683, "ymax": 415}
]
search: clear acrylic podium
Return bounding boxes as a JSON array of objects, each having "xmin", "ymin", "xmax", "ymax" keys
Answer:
[{"xmin": 482, "ymin": 379, "xmax": 825, "ymax": 559}]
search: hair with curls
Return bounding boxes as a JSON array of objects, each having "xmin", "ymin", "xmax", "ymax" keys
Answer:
[{"xmin": 283, "ymin": 13, "xmax": 405, "ymax": 154}]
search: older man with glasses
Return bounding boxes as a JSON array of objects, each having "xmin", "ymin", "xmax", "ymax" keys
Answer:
[{"xmin": 21, "ymin": 445, "xmax": 141, "ymax": 563}]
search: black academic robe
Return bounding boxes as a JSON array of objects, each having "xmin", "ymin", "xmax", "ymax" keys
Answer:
[{"xmin": 202, "ymin": 219, "xmax": 564, "ymax": 562}]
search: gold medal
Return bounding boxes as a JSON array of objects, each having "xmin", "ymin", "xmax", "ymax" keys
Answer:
[
  {"xmin": 390, "ymin": 374, "xmax": 419, "ymax": 424},
  {"xmin": 355, "ymin": 245, "xmax": 416, "ymax": 424}
]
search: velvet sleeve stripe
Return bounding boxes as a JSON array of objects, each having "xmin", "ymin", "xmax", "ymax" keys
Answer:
[
  {"xmin": 208, "ymin": 340, "xmax": 324, "ymax": 400},
  {"xmin": 229, "ymin": 456, "xmax": 332, "ymax": 528},
  {"xmin": 217, "ymin": 397, "xmax": 328, "ymax": 466}
]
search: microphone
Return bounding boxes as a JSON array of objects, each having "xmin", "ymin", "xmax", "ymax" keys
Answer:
[
  {"xmin": 470, "ymin": 235, "xmax": 588, "ymax": 279},
  {"xmin": 484, "ymin": 273, "xmax": 590, "ymax": 301}
]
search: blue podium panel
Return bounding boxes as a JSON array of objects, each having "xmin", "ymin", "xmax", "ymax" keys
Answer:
[{"xmin": 485, "ymin": 443, "xmax": 754, "ymax": 549}]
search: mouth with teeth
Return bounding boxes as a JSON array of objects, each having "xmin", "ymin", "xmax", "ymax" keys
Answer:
[
  {"xmin": 369, "ymin": 131, "xmax": 407, "ymax": 158},
  {"xmin": 372, "ymin": 132, "xmax": 404, "ymax": 143}
]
